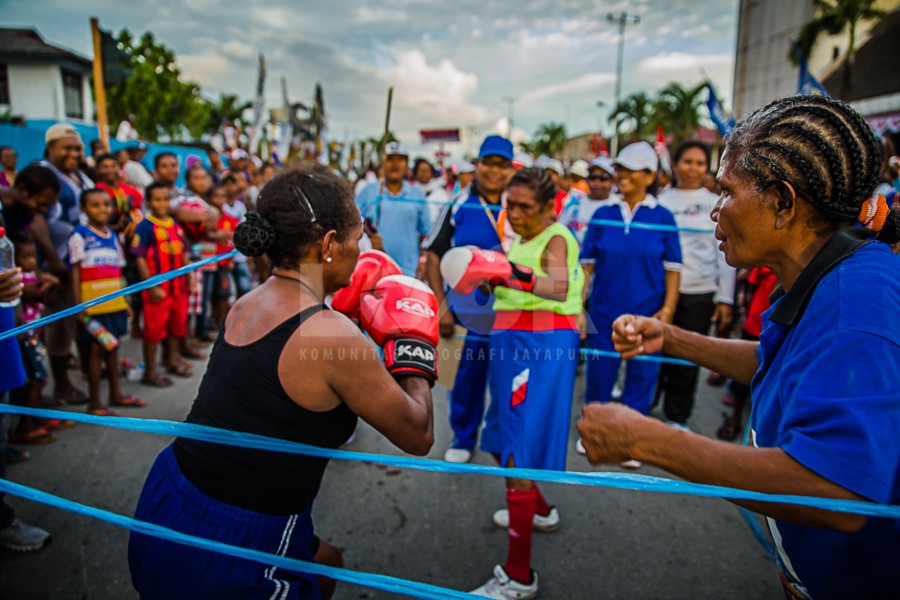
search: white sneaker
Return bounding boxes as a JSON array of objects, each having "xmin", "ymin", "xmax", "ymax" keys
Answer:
[
  {"xmin": 665, "ymin": 420, "xmax": 691, "ymax": 433},
  {"xmin": 444, "ymin": 447, "xmax": 472, "ymax": 463},
  {"xmin": 620, "ymin": 459, "xmax": 642, "ymax": 469},
  {"xmin": 575, "ymin": 438, "xmax": 586, "ymax": 455},
  {"xmin": 471, "ymin": 564, "xmax": 538, "ymax": 599},
  {"xmin": 492, "ymin": 507, "xmax": 560, "ymax": 532},
  {"xmin": 0, "ymin": 518, "xmax": 50, "ymax": 552}
]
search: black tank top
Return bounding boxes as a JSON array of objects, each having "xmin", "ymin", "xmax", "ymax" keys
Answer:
[{"xmin": 173, "ymin": 304, "xmax": 358, "ymax": 515}]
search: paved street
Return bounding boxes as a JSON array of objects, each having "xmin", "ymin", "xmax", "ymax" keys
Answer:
[{"xmin": 1, "ymin": 336, "xmax": 781, "ymax": 599}]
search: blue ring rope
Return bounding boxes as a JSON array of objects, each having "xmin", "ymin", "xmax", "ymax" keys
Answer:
[
  {"xmin": 0, "ymin": 249, "xmax": 238, "ymax": 342},
  {"xmin": 374, "ymin": 195, "xmax": 716, "ymax": 234},
  {"xmin": 1, "ymin": 405, "xmax": 897, "ymax": 519},
  {"xmin": 450, "ymin": 333, "xmax": 697, "ymax": 367},
  {"xmin": 0, "ymin": 478, "xmax": 477, "ymax": 600}
]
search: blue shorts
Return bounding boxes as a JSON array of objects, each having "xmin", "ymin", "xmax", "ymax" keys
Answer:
[
  {"xmin": 483, "ymin": 328, "xmax": 579, "ymax": 470},
  {"xmin": 77, "ymin": 310, "xmax": 129, "ymax": 346},
  {"xmin": 128, "ymin": 445, "xmax": 320, "ymax": 600}
]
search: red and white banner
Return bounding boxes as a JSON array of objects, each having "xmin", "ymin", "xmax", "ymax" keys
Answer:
[{"xmin": 420, "ymin": 129, "xmax": 460, "ymax": 144}]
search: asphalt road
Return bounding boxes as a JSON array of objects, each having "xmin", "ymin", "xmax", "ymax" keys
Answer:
[{"xmin": 0, "ymin": 335, "xmax": 781, "ymax": 599}]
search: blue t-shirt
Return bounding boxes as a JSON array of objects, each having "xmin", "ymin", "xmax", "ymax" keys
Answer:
[
  {"xmin": 579, "ymin": 197, "xmax": 682, "ymax": 324},
  {"xmin": 0, "ymin": 305, "xmax": 26, "ymax": 392},
  {"xmin": 356, "ymin": 180, "xmax": 431, "ymax": 276},
  {"xmin": 751, "ymin": 237, "xmax": 900, "ymax": 599}
]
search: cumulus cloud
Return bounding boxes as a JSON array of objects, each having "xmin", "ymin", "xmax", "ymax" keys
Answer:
[
  {"xmin": 520, "ymin": 72, "xmax": 617, "ymax": 102},
  {"xmin": 636, "ymin": 52, "xmax": 733, "ymax": 85}
]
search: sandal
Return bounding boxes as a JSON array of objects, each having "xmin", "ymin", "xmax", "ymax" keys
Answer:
[
  {"xmin": 5, "ymin": 446, "xmax": 30, "ymax": 464},
  {"xmin": 180, "ymin": 347, "xmax": 207, "ymax": 360},
  {"xmin": 166, "ymin": 363, "xmax": 193, "ymax": 378},
  {"xmin": 88, "ymin": 407, "xmax": 118, "ymax": 417},
  {"xmin": 41, "ymin": 394, "xmax": 66, "ymax": 408},
  {"xmin": 141, "ymin": 374, "xmax": 173, "ymax": 387},
  {"xmin": 43, "ymin": 418, "xmax": 77, "ymax": 431},
  {"xmin": 716, "ymin": 414, "xmax": 741, "ymax": 441},
  {"xmin": 111, "ymin": 395, "xmax": 147, "ymax": 408},
  {"xmin": 10, "ymin": 427, "xmax": 57, "ymax": 445},
  {"xmin": 53, "ymin": 389, "xmax": 89, "ymax": 406}
]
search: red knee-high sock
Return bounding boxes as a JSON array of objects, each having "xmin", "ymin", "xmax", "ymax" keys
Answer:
[
  {"xmin": 533, "ymin": 485, "xmax": 551, "ymax": 517},
  {"xmin": 504, "ymin": 488, "xmax": 536, "ymax": 584}
]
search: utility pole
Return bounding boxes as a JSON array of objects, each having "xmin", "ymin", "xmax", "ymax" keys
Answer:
[
  {"xmin": 607, "ymin": 11, "xmax": 640, "ymax": 158},
  {"xmin": 503, "ymin": 96, "xmax": 518, "ymax": 138}
]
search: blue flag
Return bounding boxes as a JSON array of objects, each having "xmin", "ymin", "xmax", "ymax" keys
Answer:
[
  {"xmin": 705, "ymin": 83, "xmax": 736, "ymax": 138},
  {"xmin": 797, "ymin": 55, "xmax": 829, "ymax": 96}
]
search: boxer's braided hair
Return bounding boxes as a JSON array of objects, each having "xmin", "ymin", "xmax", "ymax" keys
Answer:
[
  {"xmin": 727, "ymin": 94, "xmax": 900, "ymax": 244},
  {"xmin": 508, "ymin": 167, "xmax": 557, "ymax": 207},
  {"xmin": 233, "ymin": 165, "xmax": 358, "ymax": 267}
]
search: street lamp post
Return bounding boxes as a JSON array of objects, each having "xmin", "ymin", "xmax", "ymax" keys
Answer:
[
  {"xmin": 503, "ymin": 96, "xmax": 518, "ymax": 139},
  {"xmin": 607, "ymin": 12, "xmax": 640, "ymax": 158}
]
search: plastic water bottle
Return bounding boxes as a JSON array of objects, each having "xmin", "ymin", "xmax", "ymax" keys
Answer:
[
  {"xmin": 0, "ymin": 226, "xmax": 20, "ymax": 308},
  {"xmin": 80, "ymin": 315, "xmax": 119, "ymax": 351}
]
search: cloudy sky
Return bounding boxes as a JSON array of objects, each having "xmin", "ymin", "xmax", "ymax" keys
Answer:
[{"xmin": 7, "ymin": 0, "xmax": 738, "ymax": 159}]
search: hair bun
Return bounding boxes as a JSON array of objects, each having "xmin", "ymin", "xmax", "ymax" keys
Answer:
[{"xmin": 233, "ymin": 211, "xmax": 276, "ymax": 257}]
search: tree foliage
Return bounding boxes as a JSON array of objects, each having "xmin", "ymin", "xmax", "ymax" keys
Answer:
[
  {"xmin": 106, "ymin": 30, "xmax": 211, "ymax": 142},
  {"xmin": 655, "ymin": 82, "xmax": 706, "ymax": 145},
  {"xmin": 205, "ymin": 93, "xmax": 252, "ymax": 132},
  {"xmin": 521, "ymin": 122, "xmax": 567, "ymax": 157},
  {"xmin": 609, "ymin": 92, "xmax": 655, "ymax": 140},
  {"xmin": 791, "ymin": 0, "xmax": 887, "ymax": 99}
]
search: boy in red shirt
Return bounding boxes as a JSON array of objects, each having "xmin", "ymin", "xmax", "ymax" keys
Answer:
[{"xmin": 131, "ymin": 183, "xmax": 193, "ymax": 387}]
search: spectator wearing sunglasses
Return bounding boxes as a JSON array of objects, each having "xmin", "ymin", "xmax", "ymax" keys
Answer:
[{"xmin": 559, "ymin": 156, "xmax": 618, "ymax": 245}]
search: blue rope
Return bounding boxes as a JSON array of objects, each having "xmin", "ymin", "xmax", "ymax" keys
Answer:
[
  {"xmin": 451, "ymin": 334, "xmax": 697, "ymax": 367},
  {"xmin": 0, "ymin": 478, "xmax": 477, "ymax": 600},
  {"xmin": 374, "ymin": 195, "xmax": 715, "ymax": 234},
  {"xmin": 2, "ymin": 405, "xmax": 898, "ymax": 519},
  {"xmin": 0, "ymin": 250, "xmax": 237, "ymax": 342}
]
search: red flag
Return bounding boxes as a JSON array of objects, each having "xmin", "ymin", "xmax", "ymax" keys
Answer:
[
  {"xmin": 655, "ymin": 125, "xmax": 671, "ymax": 175},
  {"xmin": 600, "ymin": 136, "xmax": 609, "ymax": 157}
]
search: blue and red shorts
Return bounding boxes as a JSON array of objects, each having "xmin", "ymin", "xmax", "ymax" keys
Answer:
[
  {"xmin": 128, "ymin": 445, "xmax": 320, "ymax": 599},
  {"xmin": 481, "ymin": 327, "xmax": 579, "ymax": 470}
]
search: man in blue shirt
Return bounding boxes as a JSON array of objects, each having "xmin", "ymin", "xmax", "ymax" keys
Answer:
[
  {"xmin": 423, "ymin": 135, "xmax": 515, "ymax": 463},
  {"xmin": 356, "ymin": 143, "xmax": 431, "ymax": 276}
]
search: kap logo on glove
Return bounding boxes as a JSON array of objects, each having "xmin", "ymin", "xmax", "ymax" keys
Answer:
[{"xmin": 396, "ymin": 297, "xmax": 436, "ymax": 319}]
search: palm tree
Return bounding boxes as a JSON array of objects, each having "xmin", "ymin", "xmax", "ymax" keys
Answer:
[
  {"xmin": 205, "ymin": 93, "xmax": 252, "ymax": 133},
  {"xmin": 609, "ymin": 92, "xmax": 654, "ymax": 141},
  {"xmin": 527, "ymin": 122, "xmax": 567, "ymax": 158},
  {"xmin": 791, "ymin": 0, "xmax": 886, "ymax": 99},
  {"xmin": 655, "ymin": 82, "xmax": 705, "ymax": 144}
]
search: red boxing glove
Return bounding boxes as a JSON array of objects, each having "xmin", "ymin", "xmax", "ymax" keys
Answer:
[
  {"xmin": 439, "ymin": 246, "xmax": 535, "ymax": 296},
  {"xmin": 331, "ymin": 250, "xmax": 401, "ymax": 321},
  {"xmin": 360, "ymin": 275, "xmax": 439, "ymax": 385}
]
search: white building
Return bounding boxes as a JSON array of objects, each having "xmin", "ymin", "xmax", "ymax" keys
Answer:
[
  {"xmin": 0, "ymin": 28, "xmax": 94, "ymax": 124},
  {"xmin": 732, "ymin": 0, "xmax": 900, "ymax": 121}
]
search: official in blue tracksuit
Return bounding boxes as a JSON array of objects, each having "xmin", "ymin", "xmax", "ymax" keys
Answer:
[
  {"xmin": 580, "ymin": 142, "xmax": 681, "ymax": 420},
  {"xmin": 423, "ymin": 135, "xmax": 515, "ymax": 463}
]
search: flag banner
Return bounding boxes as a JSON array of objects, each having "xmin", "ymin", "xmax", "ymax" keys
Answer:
[
  {"xmin": 797, "ymin": 55, "xmax": 829, "ymax": 96},
  {"xmin": 248, "ymin": 54, "xmax": 267, "ymax": 154},
  {"xmin": 705, "ymin": 83, "xmax": 735, "ymax": 138},
  {"xmin": 655, "ymin": 125, "xmax": 671, "ymax": 175},
  {"xmin": 99, "ymin": 27, "xmax": 131, "ymax": 86},
  {"xmin": 420, "ymin": 129, "xmax": 460, "ymax": 143}
]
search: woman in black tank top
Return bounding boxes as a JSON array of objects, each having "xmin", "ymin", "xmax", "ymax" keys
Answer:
[{"xmin": 129, "ymin": 166, "xmax": 436, "ymax": 600}]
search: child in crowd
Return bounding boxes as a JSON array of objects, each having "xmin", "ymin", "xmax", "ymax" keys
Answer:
[
  {"xmin": 9, "ymin": 235, "xmax": 71, "ymax": 443},
  {"xmin": 220, "ymin": 176, "xmax": 251, "ymax": 297},
  {"xmin": 131, "ymin": 183, "xmax": 193, "ymax": 387},
  {"xmin": 196, "ymin": 185, "xmax": 233, "ymax": 339},
  {"xmin": 69, "ymin": 189, "xmax": 144, "ymax": 415}
]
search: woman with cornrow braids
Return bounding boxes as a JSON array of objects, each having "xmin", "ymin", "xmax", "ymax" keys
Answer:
[{"xmin": 579, "ymin": 95, "xmax": 900, "ymax": 600}]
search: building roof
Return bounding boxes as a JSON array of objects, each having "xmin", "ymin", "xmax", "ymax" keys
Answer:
[
  {"xmin": 0, "ymin": 28, "xmax": 91, "ymax": 68},
  {"xmin": 822, "ymin": 9, "xmax": 900, "ymax": 102}
]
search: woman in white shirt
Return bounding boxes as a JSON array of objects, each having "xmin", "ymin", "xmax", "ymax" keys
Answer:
[{"xmin": 656, "ymin": 141, "xmax": 735, "ymax": 429}]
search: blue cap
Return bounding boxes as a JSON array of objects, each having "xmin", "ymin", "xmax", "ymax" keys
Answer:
[{"xmin": 478, "ymin": 135, "xmax": 514, "ymax": 161}]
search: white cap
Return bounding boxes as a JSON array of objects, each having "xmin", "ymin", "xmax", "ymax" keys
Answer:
[
  {"xmin": 614, "ymin": 141, "xmax": 658, "ymax": 172},
  {"xmin": 512, "ymin": 151, "xmax": 533, "ymax": 169},
  {"xmin": 455, "ymin": 160, "xmax": 475, "ymax": 174},
  {"xmin": 589, "ymin": 156, "xmax": 616, "ymax": 176},
  {"xmin": 569, "ymin": 159, "xmax": 590, "ymax": 179},
  {"xmin": 384, "ymin": 142, "xmax": 409, "ymax": 157},
  {"xmin": 543, "ymin": 158, "xmax": 564, "ymax": 176},
  {"xmin": 45, "ymin": 123, "xmax": 81, "ymax": 144},
  {"xmin": 534, "ymin": 155, "xmax": 551, "ymax": 169}
]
